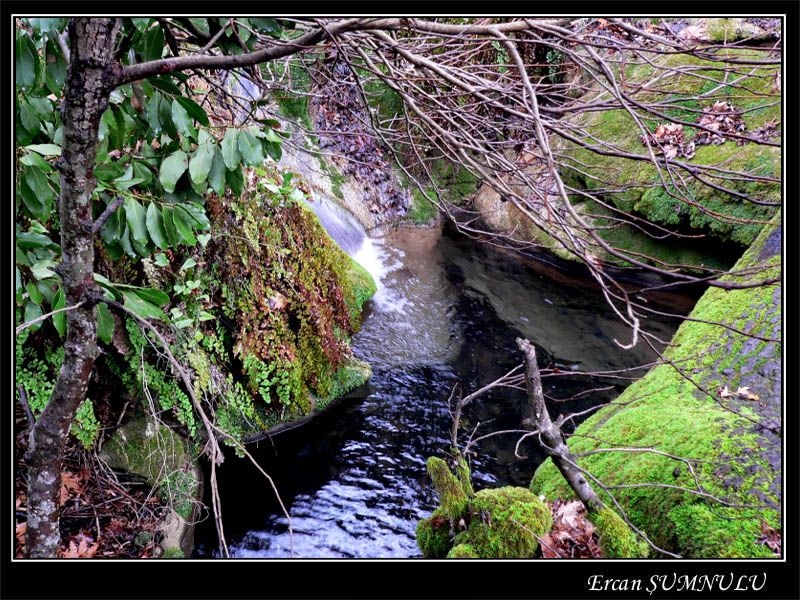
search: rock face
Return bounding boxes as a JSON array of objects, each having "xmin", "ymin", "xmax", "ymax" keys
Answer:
[
  {"xmin": 100, "ymin": 417, "xmax": 202, "ymax": 557},
  {"xmin": 531, "ymin": 213, "xmax": 782, "ymax": 558}
]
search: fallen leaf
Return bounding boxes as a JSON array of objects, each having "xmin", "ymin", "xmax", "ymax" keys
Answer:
[
  {"xmin": 61, "ymin": 533, "xmax": 98, "ymax": 558},
  {"xmin": 60, "ymin": 470, "xmax": 85, "ymax": 506},
  {"xmin": 16, "ymin": 522, "xmax": 27, "ymax": 545}
]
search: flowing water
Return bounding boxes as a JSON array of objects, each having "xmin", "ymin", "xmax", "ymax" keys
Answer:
[{"xmin": 195, "ymin": 197, "xmax": 686, "ymax": 558}]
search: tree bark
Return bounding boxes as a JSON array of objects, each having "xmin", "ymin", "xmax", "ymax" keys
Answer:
[
  {"xmin": 25, "ymin": 18, "xmax": 119, "ymax": 558},
  {"xmin": 516, "ymin": 337, "xmax": 603, "ymax": 512}
]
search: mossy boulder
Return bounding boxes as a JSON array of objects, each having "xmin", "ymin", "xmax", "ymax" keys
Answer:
[
  {"xmin": 561, "ymin": 49, "xmax": 780, "ymax": 268},
  {"xmin": 100, "ymin": 417, "xmax": 202, "ymax": 556},
  {"xmin": 416, "ymin": 508, "xmax": 452, "ymax": 558},
  {"xmin": 453, "ymin": 487, "xmax": 553, "ymax": 558},
  {"xmin": 589, "ymin": 508, "xmax": 649, "ymax": 558},
  {"xmin": 201, "ymin": 181, "xmax": 376, "ymax": 439},
  {"xmin": 447, "ymin": 543, "xmax": 478, "ymax": 558},
  {"xmin": 532, "ymin": 213, "xmax": 781, "ymax": 557},
  {"xmin": 418, "ymin": 458, "xmax": 552, "ymax": 558}
]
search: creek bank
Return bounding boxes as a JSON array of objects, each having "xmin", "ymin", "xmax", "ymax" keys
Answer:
[{"xmin": 531, "ymin": 212, "xmax": 782, "ymax": 557}]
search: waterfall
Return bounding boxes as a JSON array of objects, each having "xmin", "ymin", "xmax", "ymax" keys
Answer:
[{"xmin": 304, "ymin": 195, "xmax": 402, "ymax": 311}]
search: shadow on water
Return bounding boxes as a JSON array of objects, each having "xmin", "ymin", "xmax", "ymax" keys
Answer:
[{"xmin": 195, "ymin": 208, "xmax": 687, "ymax": 558}]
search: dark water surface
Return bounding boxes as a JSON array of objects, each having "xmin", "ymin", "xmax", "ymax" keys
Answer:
[{"xmin": 195, "ymin": 224, "xmax": 684, "ymax": 558}]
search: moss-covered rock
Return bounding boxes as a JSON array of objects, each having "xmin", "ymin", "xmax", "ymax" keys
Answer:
[
  {"xmin": 200, "ymin": 177, "xmax": 376, "ymax": 440},
  {"xmin": 589, "ymin": 508, "xmax": 649, "ymax": 558},
  {"xmin": 419, "ymin": 458, "xmax": 553, "ymax": 558},
  {"xmin": 100, "ymin": 417, "xmax": 202, "ymax": 556},
  {"xmin": 561, "ymin": 49, "xmax": 780, "ymax": 266},
  {"xmin": 447, "ymin": 543, "xmax": 478, "ymax": 558},
  {"xmin": 532, "ymin": 213, "xmax": 781, "ymax": 557},
  {"xmin": 416, "ymin": 508, "xmax": 452, "ymax": 558},
  {"xmin": 453, "ymin": 487, "xmax": 553, "ymax": 558}
]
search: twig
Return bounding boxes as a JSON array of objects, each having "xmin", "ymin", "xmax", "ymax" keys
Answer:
[
  {"xmin": 15, "ymin": 301, "xmax": 85, "ymax": 335},
  {"xmin": 91, "ymin": 197, "xmax": 124, "ymax": 234}
]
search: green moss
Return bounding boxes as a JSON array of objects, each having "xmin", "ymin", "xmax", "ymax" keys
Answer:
[
  {"xmin": 344, "ymin": 258, "xmax": 377, "ymax": 325},
  {"xmin": 208, "ymin": 181, "xmax": 377, "ymax": 439},
  {"xmin": 531, "ymin": 214, "xmax": 781, "ymax": 557},
  {"xmin": 416, "ymin": 508, "xmax": 452, "ymax": 558},
  {"xmin": 407, "ymin": 187, "xmax": 438, "ymax": 225},
  {"xmin": 453, "ymin": 487, "xmax": 552, "ymax": 558},
  {"xmin": 159, "ymin": 469, "xmax": 200, "ymax": 521},
  {"xmin": 563, "ymin": 49, "xmax": 780, "ymax": 263},
  {"xmin": 427, "ymin": 457, "xmax": 469, "ymax": 520},
  {"xmin": 161, "ymin": 547, "xmax": 186, "ymax": 559},
  {"xmin": 589, "ymin": 507, "xmax": 649, "ymax": 558},
  {"xmin": 325, "ymin": 357, "xmax": 372, "ymax": 402},
  {"xmin": 447, "ymin": 543, "xmax": 478, "ymax": 558},
  {"xmin": 100, "ymin": 418, "xmax": 191, "ymax": 485}
]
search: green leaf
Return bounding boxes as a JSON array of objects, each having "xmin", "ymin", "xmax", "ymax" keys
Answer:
[
  {"xmin": 142, "ymin": 24, "xmax": 165, "ymax": 62},
  {"xmin": 208, "ymin": 146, "xmax": 226, "ymax": 196},
  {"xmin": 18, "ymin": 100, "xmax": 40, "ymax": 136},
  {"xmin": 149, "ymin": 76, "xmax": 183, "ymax": 96},
  {"xmin": 197, "ymin": 233, "xmax": 212, "ymax": 248},
  {"xmin": 172, "ymin": 206, "xmax": 197, "ymax": 246},
  {"xmin": 26, "ymin": 282, "xmax": 44, "ymax": 306},
  {"xmin": 145, "ymin": 203, "xmax": 168, "ymax": 250},
  {"xmin": 237, "ymin": 129, "xmax": 265, "ymax": 166},
  {"xmin": 25, "ymin": 143, "xmax": 61, "ymax": 157},
  {"xmin": 226, "ymin": 165, "xmax": 244, "ymax": 196},
  {"xmin": 94, "ymin": 159, "xmax": 128, "ymax": 182},
  {"xmin": 249, "ymin": 18, "xmax": 281, "ymax": 35},
  {"xmin": 221, "ymin": 128, "xmax": 240, "ymax": 170},
  {"xmin": 180, "ymin": 258, "xmax": 197, "ymax": 271},
  {"xmin": 265, "ymin": 128, "xmax": 281, "ymax": 143},
  {"xmin": 52, "ymin": 288, "xmax": 66, "ymax": 337},
  {"xmin": 175, "ymin": 96, "xmax": 210, "ymax": 126},
  {"xmin": 17, "ymin": 231, "xmax": 59, "ymax": 251},
  {"xmin": 122, "ymin": 290, "xmax": 165, "ymax": 320},
  {"xmin": 159, "ymin": 149, "xmax": 188, "ymax": 193},
  {"xmin": 16, "ymin": 33, "xmax": 39, "ymax": 90},
  {"xmin": 134, "ymin": 288, "xmax": 170, "ymax": 306},
  {"xmin": 96, "ymin": 302, "xmax": 115, "ymax": 344},
  {"xmin": 154, "ymin": 252, "xmax": 170, "ymax": 267},
  {"xmin": 159, "ymin": 93, "xmax": 179, "ymax": 139},
  {"xmin": 180, "ymin": 202, "xmax": 210, "ymax": 230},
  {"xmin": 111, "ymin": 104, "xmax": 127, "ymax": 149},
  {"xmin": 188, "ymin": 18, "xmax": 210, "ymax": 36},
  {"xmin": 20, "ymin": 151, "xmax": 53, "ymax": 171},
  {"xmin": 24, "ymin": 166, "xmax": 55, "ymax": 206},
  {"xmin": 160, "ymin": 205, "xmax": 180, "ymax": 245},
  {"xmin": 99, "ymin": 210, "xmax": 123, "ymax": 245},
  {"xmin": 171, "ymin": 99, "xmax": 195, "ymax": 138},
  {"xmin": 124, "ymin": 197, "xmax": 148, "ymax": 245},
  {"xmin": 24, "ymin": 300, "xmax": 43, "ymax": 331},
  {"xmin": 30, "ymin": 259, "xmax": 58, "ymax": 280},
  {"xmin": 189, "ymin": 143, "xmax": 215, "ymax": 186},
  {"xmin": 119, "ymin": 225, "xmax": 135, "ymax": 257}
]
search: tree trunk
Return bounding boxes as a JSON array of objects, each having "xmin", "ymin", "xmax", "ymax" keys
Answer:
[{"xmin": 25, "ymin": 18, "xmax": 119, "ymax": 558}]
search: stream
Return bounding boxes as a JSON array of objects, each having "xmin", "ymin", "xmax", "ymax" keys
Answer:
[{"xmin": 195, "ymin": 197, "xmax": 685, "ymax": 558}]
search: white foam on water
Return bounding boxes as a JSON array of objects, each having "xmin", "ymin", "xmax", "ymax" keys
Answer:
[{"xmin": 351, "ymin": 237, "xmax": 408, "ymax": 313}]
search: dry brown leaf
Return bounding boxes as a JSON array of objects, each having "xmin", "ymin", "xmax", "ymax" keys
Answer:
[
  {"xmin": 16, "ymin": 522, "xmax": 27, "ymax": 545},
  {"xmin": 61, "ymin": 534, "xmax": 99, "ymax": 559},
  {"xmin": 60, "ymin": 470, "xmax": 85, "ymax": 506}
]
